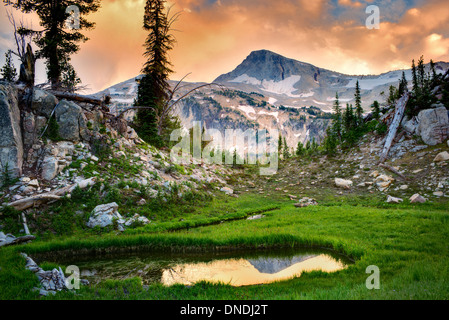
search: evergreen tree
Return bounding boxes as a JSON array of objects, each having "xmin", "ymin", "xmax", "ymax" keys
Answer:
[
  {"xmin": 354, "ymin": 80, "xmax": 363, "ymax": 124},
  {"xmin": 6, "ymin": 0, "xmax": 100, "ymax": 90},
  {"xmin": 411, "ymin": 59, "xmax": 419, "ymax": 95},
  {"xmin": 1, "ymin": 50, "xmax": 17, "ymax": 82},
  {"xmin": 135, "ymin": 0, "xmax": 178, "ymax": 147},
  {"xmin": 296, "ymin": 141, "xmax": 305, "ymax": 156},
  {"xmin": 323, "ymin": 127, "xmax": 337, "ymax": 155},
  {"xmin": 430, "ymin": 59, "xmax": 438, "ymax": 84},
  {"xmin": 278, "ymin": 133, "xmax": 283, "ymax": 158},
  {"xmin": 332, "ymin": 92, "xmax": 342, "ymax": 140},
  {"xmin": 398, "ymin": 71, "xmax": 408, "ymax": 97},
  {"xmin": 61, "ymin": 60, "xmax": 81, "ymax": 93},
  {"xmin": 283, "ymin": 137, "xmax": 290, "ymax": 159},
  {"xmin": 417, "ymin": 56, "xmax": 426, "ymax": 88},
  {"xmin": 343, "ymin": 103, "xmax": 354, "ymax": 133},
  {"xmin": 371, "ymin": 101, "xmax": 380, "ymax": 120},
  {"xmin": 387, "ymin": 84, "xmax": 400, "ymax": 107}
]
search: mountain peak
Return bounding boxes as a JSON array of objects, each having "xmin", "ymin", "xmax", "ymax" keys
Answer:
[{"xmin": 215, "ymin": 50, "xmax": 316, "ymax": 84}]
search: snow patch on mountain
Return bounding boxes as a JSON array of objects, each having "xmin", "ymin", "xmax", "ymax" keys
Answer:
[
  {"xmin": 230, "ymin": 74, "xmax": 302, "ymax": 97},
  {"xmin": 258, "ymin": 110, "xmax": 279, "ymax": 122},
  {"xmin": 238, "ymin": 105, "xmax": 257, "ymax": 120},
  {"xmin": 230, "ymin": 74, "xmax": 261, "ymax": 86},
  {"xmin": 260, "ymin": 75, "xmax": 302, "ymax": 97},
  {"xmin": 268, "ymin": 97, "xmax": 277, "ymax": 105}
]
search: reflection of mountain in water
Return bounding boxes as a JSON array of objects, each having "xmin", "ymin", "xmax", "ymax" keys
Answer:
[{"xmin": 247, "ymin": 255, "xmax": 318, "ymax": 274}]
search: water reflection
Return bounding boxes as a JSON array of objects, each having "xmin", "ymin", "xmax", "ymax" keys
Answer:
[
  {"xmin": 36, "ymin": 248, "xmax": 351, "ymax": 287},
  {"xmin": 161, "ymin": 254, "xmax": 346, "ymax": 286}
]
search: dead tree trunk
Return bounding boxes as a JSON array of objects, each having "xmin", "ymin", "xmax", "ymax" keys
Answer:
[
  {"xmin": 50, "ymin": 91, "xmax": 110, "ymax": 108},
  {"xmin": 19, "ymin": 44, "xmax": 35, "ymax": 88},
  {"xmin": 378, "ymin": 92, "xmax": 410, "ymax": 164}
]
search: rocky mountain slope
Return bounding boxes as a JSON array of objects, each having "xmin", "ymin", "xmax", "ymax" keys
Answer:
[
  {"xmin": 0, "ymin": 82, "xmax": 238, "ymax": 236},
  {"xmin": 215, "ymin": 50, "xmax": 449, "ymax": 111},
  {"xmin": 95, "ymin": 50, "xmax": 449, "ymax": 150}
]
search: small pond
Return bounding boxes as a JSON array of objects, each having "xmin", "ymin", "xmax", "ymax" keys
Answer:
[{"xmin": 35, "ymin": 248, "xmax": 353, "ymax": 287}]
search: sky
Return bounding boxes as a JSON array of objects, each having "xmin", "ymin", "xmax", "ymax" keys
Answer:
[{"xmin": 1, "ymin": 0, "xmax": 449, "ymax": 94}]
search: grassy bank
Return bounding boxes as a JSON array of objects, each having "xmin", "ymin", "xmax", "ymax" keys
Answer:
[{"xmin": 1, "ymin": 192, "xmax": 448, "ymax": 300}]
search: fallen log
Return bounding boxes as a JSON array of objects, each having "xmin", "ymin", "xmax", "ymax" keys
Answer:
[
  {"xmin": 50, "ymin": 91, "xmax": 110, "ymax": 107},
  {"xmin": 9, "ymin": 195, "xmax": 62, "ymax": 211},
  {"xmin": 379, "ymin": 164, "xmax": 409, "ymax": 181},
  {"xmin": 378, "ymin": 92, "xmax": 410, "ymax": 164},
  {"xmin": 0, "ymin": 235, "xmax": 36, "ymax": 248},
  {"xmin": 7, "ymin": 178, "xmax": 96, "ymax": 211}
]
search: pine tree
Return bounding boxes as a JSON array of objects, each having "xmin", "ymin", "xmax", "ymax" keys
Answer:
[
  {"xmin": 1, "ymin": 50, "xmax": 17, "ymax": 82},
  {"xmin": 371, "ymin": 101, "xmax": 380, "ymax": 120},
  {"xmin": 296, "ymin": 141, "xmax": 305, "ymax": 156},
  {"xmin": 6, "ymin": 0, "xmax": 100, "ymax": 90},
  {"xmin": 343, "ymin": 103, "xmax": 354, "ymax": 133},
  {"xmin": 387, "ymin": 85, "xmax": 398, "ymax": 106},
  {"xmin": 278, "ymin": 133, "xmax": 283, "ymax": 158},
  {"xmin": 283, "ymin": 137, "xmax": 290, "ymax": 159},
  {"xmin": 323, "ymin": 127, "xmax": 337, "ymax": 155},
  {"xmin": 135, "ymin": 0, "xmax": 178, "ymax": 147},
  {"xmin": 354, "ymin": 80, "xmax": 363, "ymax": 125},
  {"xmin": 411, "ymin": 59, "xmax": 419, "ymax": 96},
  {"xmin": 398, "ymin": 71, "xmax": 408, "ymax": 97},
  {"xmin": 332, "ymin": 92, "xmax": 342, "ymax": 140},
  {"xmin": 430, "ymin": 59, "xmax": 438, "ymax": 84},
  {"xmin": 417, "ymin": 56, "xmax": 426, "ymax": 88}
]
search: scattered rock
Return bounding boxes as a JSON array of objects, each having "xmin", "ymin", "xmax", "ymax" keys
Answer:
[
  {"xmin": 375, "ymin": 175, "xmax": 394, "ymax": 191},
  {"xmin": 335, "ymin": 178, "xmax": 353, "ymax": 189},
  {"xmin": 386, "ymin": 195, "xmax": 403, "ymax": 203},
  {"xmin": 247, "ymin": 214, "xmax": 265, "ymax": 220},
  {"xmin": 370, "ymin": 171, "xmax": 380, "ymax": 178},
  {"xmin": 124, "ymin": 214, "xmax": 151, "ymax": 227},
  {"xmin": 87, "ymin": 202, "xmax": 123, "ymax": 228},
  {"xmin": 220, "ymin": 187, "xmax": 234, "ymax": 195},
  {"xmin": 28, "ymin": 179, "xmax": 39, "ymax": 188},
  {"xmin": 40, "ymin": 156, "xmax": 59, "ymax": 181},
  {"xmin": 416, "ymin": 107, "xmax": 449, "ymax": 146},
  {"xmin": 433, "ymin": 191, "xmax": 444, "ymax": 197},
  {"xmin": 410, "ymin": 194, "xmax": 427, "ymax": 203},
  {"xmin": 434, "ymin": 151, "xmax": 449, "ymax": 162},
  {"xmin": 294, "ymin": 197, "xmax": 318, "ymax": 208}
]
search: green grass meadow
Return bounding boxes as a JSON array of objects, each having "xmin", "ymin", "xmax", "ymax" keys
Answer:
[{"xmin": 1, "ymin": 193, "xmax": 448, "ymax": 300}]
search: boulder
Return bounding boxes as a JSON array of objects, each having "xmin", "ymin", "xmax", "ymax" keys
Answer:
[
  {"xmin": 32, "ymin": 88, "xmax": 58, "ymax": 118},
  {"xmin": 54, "ymin": 100, "xmax": 89, "ymax": 142},
  {"xmin": 124, "ymin": 214, "xmax": 151, "ymax": 227},
  {"xmin": 87, "ymin": 202, "xmax": 123, "ymax": 228},
  {"xmin": 220, "ymin": 187, "xmax": 234, "ymax": 195},
  {"xmin": 0, "ymin": 83, "xmax": 23, "ymax": 178},
  {"xmin": 416, "ymin": 107, "xmax": 449, "ymax": 145},
  {"xmin": 410, "ymin": 194, "xmax": 426, "ymax": 203},
  {"xmin": 335, "ymin": 178, "xmax": 353, "ymax": 189},
  {"xmin": 386, "ymin": 195, "xmax": 403, "ymax": 203},
  {"xmin": 403, "ymin": 117, "xmax": 418, "ymax": 135},
  {"xmin": 40, "ymin": 156, "xmax": 59, "ymax": 181},
  {"xmin": 294, "ymin": 197, "xmax": 318, "ymax": 208},
  {"xmin": 375, "ymin": 175, "xmax": 394, "ymax": 191},
  {"xmin": 434, "ymin": 151, "xmax": 449, "ymax": 162}
]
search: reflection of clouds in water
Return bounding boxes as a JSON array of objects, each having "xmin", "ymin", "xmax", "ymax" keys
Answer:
[{"xmin": 161, "ymin": 255, "xmax": 346, "ymax": 287}]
